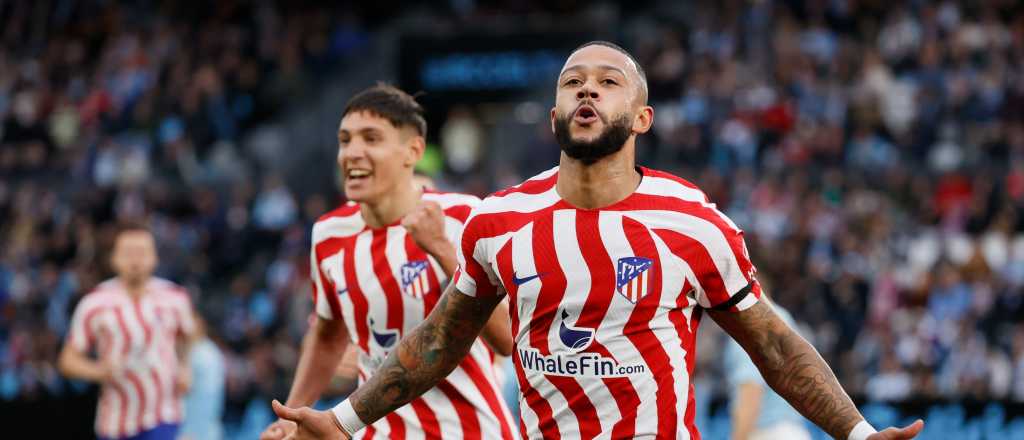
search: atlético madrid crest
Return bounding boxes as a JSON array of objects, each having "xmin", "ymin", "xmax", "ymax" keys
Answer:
[
  {"xmin": 616, "ymin": 257, "xmax": 653, "ymax": 303},
  {"xmin": 401, "ymin": 260, "xmax": 430, "ymax": 299}
]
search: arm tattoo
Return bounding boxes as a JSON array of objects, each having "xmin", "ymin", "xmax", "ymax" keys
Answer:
[
  {"xmin": 348, "ymin": 284, "xmax": 502, "ymax": 424},
  {"xmin": 710, "ymin": 301, "xmax": 862, "ymax": 439}
]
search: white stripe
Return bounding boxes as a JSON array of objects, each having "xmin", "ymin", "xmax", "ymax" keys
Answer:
[
  {"xmin": 313, "ymin": 247, "xmax": 335, "ymax": 319},
  {"xmin": 596, "ymin": 212, "xmax": 660, "ymax": 436},
  {"xmin": 649, "ymin": 231, "xmax": 696, "ymax": 439},
  {"xmin": 639, "ymin": 175, "xmax": 741, "ymax": 231},
  {"xmin": 117, "ymin": 302, "xmax": 142, "ymax": 436},
  {"xmin": 551, "ymin": 209, "xmax": 625, "ymax": 436},
  {"xmin": 354, "ymin": 232, "xmax": 393, "ymax": 371},
  {"xmin": 508, "ymin": 222, "xmax": 546, "ymax": 439},
  {"xmin": 422, "ymin": 191, "xmax": 481, "ymax": 209},
  {"xmin": 521, "ymin": 209, "xmax": 581, "ymax": 437},
  {"xmin": 626, "ymin": 210, "xmax": 749, "ymax": 303},
  {"xmin": 395, "ymin": 403, "xmax": 426, "ymax": 440},
  {"xmin": 313, "ymin": 211, "xmax": 366, "ymax": 243},
  {"xmin": 419, "ymin": 386, "xmax": 463, "ymax": 438}
]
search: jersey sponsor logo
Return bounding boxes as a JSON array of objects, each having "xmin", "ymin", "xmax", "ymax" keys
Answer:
[
  {"xmin": 616, "ymin": 256, "xmax": 653, "ymax": 303},
  {"xmin": 400, "ymin": 260, "xmax": 430, "ymax": 299},
  {"xmin": 517, "ymin": 310, "xmax": 646, "ymax": 378},
  {"xmin": 512, "ymin": 271, "xmax": 544, "ymax": 286},
  {"xmin": 558, "ymin": 310, "xmax": 593, "ymax": 352},
  {"xmin": 369, "ymin": 318, "xmax": 398, "ymax": 348},
  {"xmin": 367, "ymin": 318, "xmax": 399, "ymax": 372}
]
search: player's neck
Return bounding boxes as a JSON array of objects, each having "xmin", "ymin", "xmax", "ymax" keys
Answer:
[
  {"xmin": 119, "ymin": 278, "xmax": 148, "ymax": 300},
  {"xmin": 556, "ymin": 143, "xmax": 641, "ymax": 210},
  {"xmin": 359, "ymin": 180, "xmax": 422, "ymax": 228}
]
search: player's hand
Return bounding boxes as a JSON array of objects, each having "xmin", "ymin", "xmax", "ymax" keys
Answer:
[
  {"xmin": 401, "ymin": 201, "xmax": 448, "ymax": 255},
  {"xmin": 271, "ymin": 400, "xmax": 349, "ymax": 440},
  {"xmin": 259, "ymin": 418, "xmax": 297, "ymax": 440},
  {"xmin": 175, "ymin": 365, "xmax": 192, "ymax": 395},
  {"xmin": 866, "ymin": 420, "xmax": 924, "ymax": 439},
  {"xmin": 97, "ymin": 358, "xmax": 123, "ymax": 385}
]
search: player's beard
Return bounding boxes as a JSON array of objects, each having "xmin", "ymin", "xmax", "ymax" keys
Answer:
[{"xmin": 554, "ymin": 110, "xmax": 633, "ymax": 165}]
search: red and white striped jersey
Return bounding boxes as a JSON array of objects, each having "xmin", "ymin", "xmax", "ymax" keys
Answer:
[
  {"xmin": 454, "ymin": 167, "xmax": 762, "ymax": 440},
  {"xmin": 66, "ymin": 277, "xmax": 196, "ymax": 439},
  {"xmin": 311, "ymin": 190, "xmax": 516, "ymax": 440}
]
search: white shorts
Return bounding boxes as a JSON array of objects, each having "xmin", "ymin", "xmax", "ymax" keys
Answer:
[{"xmin": 750, "ymin": 420, "xmax": 812, "ymax": 440}]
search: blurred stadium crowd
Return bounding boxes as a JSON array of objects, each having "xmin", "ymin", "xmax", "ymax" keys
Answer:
[{"xmin": 3, "ymin": 0, "xmax": 1024, "ymax": 438}]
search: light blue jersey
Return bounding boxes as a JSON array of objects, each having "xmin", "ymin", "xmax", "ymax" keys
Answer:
[
  {"xmin": 180, "ymin": 338, "xmax": 226, "ymax": 440},
  {"xmin": 724, "ymin": 305, "xmax": 806, "ymax": 430}
]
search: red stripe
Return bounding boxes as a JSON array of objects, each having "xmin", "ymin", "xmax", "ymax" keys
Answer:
[
  {"xmin": 363, "ymin": 424, "xmax": 377, "ymax": 439},
  {"xmin": 149, "ymin": 369, "xmax": 165, "ymax": 425},
  {"xmin": 126, "ymin": 371, "xmax": 147, "ymax": 431},
  {"xmin": 668, "ymin": 286, "xmax": 702, "ymax": 440},
  {"xmin": 436, "ymin": 380, "xmax": 482, "ymax": 440},
  {"xmin": 621, "ymin": 217, "xmax": 677, "ymax": 439},
  {"xmin": 113, "ymin": 306, "xmax": 132, "ymax": 357},
  {"xmin": 112, "ymin": 381, "xmax": 130, "ymax": 438},
  {"xmin": 494, "ymin": 239, "xmax": 560, "ymax": 438},
  {"xmin": 458, "ymin": 357, "xmax": 515, "ymax": 440},
  {"xmin": 443, "ymin": 205, "xmax": 473, "ymax": 223},
  {"xmin": 80, "ymin": 305, "xmax": 105, "ymax": 348},
  {"xmin": 384, "ymin": 412, "xmax": 406, "ymax": 440},
  {"xmin": 370, "ymin": 229, "xmax": 405, "ymax": 334},
  {"xmin": 654, "ymin": 227, "xmax": 744, "ymax": 309},
  {"xmin": 340, "ymin": 236, "xmax": 370, "ymax": 352},
  {"xmin": 575, "ymin": 211, "xmax": 642, "ymax": 438},
  {"xmin": 491, "ymin": 170, "xmax": 558, "ymax": 197},
  {"xmin": 409, "ymin": 398, "xmax": 441, "ymax": 438},
  {"xmin": 313, "ymin": 237, "xmax": 347, "ymax": 320},
  {"xmin": 528, "ymin": 214, "xmax": 601, "ymax": 439}
]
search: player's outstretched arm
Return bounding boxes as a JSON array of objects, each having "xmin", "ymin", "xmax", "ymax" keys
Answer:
[
  {"xmin": 348, "ymin": 284, "xmax": 501, "ymax": 424},
  {"xmin": 273, "ymin": 282, "xmax": 502, "ymax": 439},
  {"xmin": 709, "ymin": 301, "xmax": 923, "ymax": 440}
]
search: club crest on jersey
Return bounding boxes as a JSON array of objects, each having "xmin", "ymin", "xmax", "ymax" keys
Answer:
[
  {"xmin": 400, "ymin": 260, "xmax": 430, "ymax": 299},
  {"xmin": 558, "ymin": 310, "xmax": 594, "ymax": 352},
  {"xmin": 616, "ymin": 257, "xmax": 653, "ymax": 303}
]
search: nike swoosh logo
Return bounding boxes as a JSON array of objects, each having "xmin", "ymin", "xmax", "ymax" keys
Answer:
[
  {"xmin": 512, "ymin": 272, "xmax": 543, "ymax": 286},
  {"xmin": 337, "ymin": 288, "xmax": 348, "ymax": 296}
]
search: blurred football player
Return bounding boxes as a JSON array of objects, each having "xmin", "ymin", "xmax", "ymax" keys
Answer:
[{"xmin": 260, "ymin": 84, "xmax": 515, "ymax": 440}]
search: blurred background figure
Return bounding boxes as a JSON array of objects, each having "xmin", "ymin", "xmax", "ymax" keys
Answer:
[
  {"xmin": 724, "ymin": 294, "xmax": 811, "ymax": 440},
  {"xmin": 57, "ymin": 224, "xmax": 196, "ymax": 440},
  {"xmin": 180, "ymin": 312, "xmax": 225, "ymax": 440}
]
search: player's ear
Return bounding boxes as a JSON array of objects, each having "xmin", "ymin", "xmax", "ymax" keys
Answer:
[
  {"xmin": 550, "ymin": 107, "xmax": 557, "ymax": 135},
  {"xmin": 632, "ymin": 105, "xmax": 653, "ymax": 134},
  {"xmin": 405, "ymin": 133, "xmax": 425, "ymax": 167}
]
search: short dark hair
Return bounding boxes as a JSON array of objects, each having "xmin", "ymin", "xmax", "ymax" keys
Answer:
[
  {"xmin": 571, "ymin": 41, "xmax": 649, "ymax": 103},
  {"xmin": 115, "ymin": 220, "xmax": 152, "ymax": 237},
  {"xmin": 342, "ymin": 83, "xmax": 427, "ymax": 136}
]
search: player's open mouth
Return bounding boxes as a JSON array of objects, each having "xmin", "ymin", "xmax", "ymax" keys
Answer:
[
  {"xmin": 347, "ymin": 168, "xmax": 372, "ymax": 182},
  {"xmin": 574, "ymin": 105, "xmax": 599, "ymax": 125}
]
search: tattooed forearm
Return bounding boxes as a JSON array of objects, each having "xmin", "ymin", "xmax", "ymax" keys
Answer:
[
  {"xmin": 710, "ymin": 301, "xmax": 862, "ymax": 439},
  {"xmin": 348, "ymin": 283, "xmax": 502, "ymax": 425}
]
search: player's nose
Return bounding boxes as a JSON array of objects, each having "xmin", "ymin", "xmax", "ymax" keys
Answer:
[{"xmin": 576, "ymin": 82, "xmax": 599, "ymax": 100}]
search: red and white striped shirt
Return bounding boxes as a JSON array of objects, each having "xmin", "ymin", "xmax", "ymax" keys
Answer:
[
  {"xmin": 454, "ymin": 167, "xmax": 762, "ymax": 440},
  {"xmin": 311, "ymin": 190, "xmax": 516, "ymax": 440},
  {"xmin": 67, "ymin": 277, "xmax": 196, "ymax": 439}
]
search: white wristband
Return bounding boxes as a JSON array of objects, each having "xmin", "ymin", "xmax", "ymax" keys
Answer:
[
  {"xmin": 848, "ymin": 420, "xmax": 877, "ymax": 440},
  {"xmin": 332, "ymin": 400, "xmax": 366, "ymax": 436}
]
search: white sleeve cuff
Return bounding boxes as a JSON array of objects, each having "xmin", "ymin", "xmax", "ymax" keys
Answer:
[
  {"xmin": 332, "ymin": 399, "xmax": 366, "ymax": 436},
  {"xmin": 848, "ymin": 420, "xmax": 877, "ymax": 440}
]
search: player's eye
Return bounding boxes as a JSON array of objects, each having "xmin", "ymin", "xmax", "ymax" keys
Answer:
[
  {"xmin": 563, "ymin": 78, "xmax": 582, "ymax": 86},
  {"xmin": 602, "ymin": 78, "xmax": 618, "ymax": 85}
]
